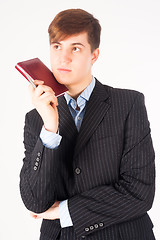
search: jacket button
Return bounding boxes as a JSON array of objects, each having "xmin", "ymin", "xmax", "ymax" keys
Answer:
[
  {"xmin": 99, "ymin": 222, "xmax": 104, "ymax": 227},
  {"xmin": 34, "ymin": 166, "xmax": 37, "ymax": 171},
  {"xmin": 37, "ymin": 152, "xmax": 41, "ymax": 157},
  {"xmin": 94, "ymin": 224, "xmax": 99, "ymax": 229},
  {"xmin": 36, "ymin": 157, "xmax": 40, "ymax": 161},
  {"xmin": 90, "ymin": 225, "xmax": 94, "ymax": 230},
  {"xmin": 75, "ymin": 167, "xmax": 81, "ymax": 175},
  {"xmin": 85, "ymin": 227, "xmax": 89, "ymax": 232}
]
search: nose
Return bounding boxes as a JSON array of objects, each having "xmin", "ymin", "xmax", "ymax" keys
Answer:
[{"xmin": 61, "ymin": 49, "xmax": 72, "ymax": 64}]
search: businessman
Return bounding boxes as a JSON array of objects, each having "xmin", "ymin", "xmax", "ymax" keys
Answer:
[{"xmin": 20, "ymin": 9, "xmax": 156, "ymax": 240}]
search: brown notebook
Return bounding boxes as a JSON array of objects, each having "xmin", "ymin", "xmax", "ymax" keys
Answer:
[{"xmin": 15, "ymin": 58, "xmax": 68, "ymax": 97}]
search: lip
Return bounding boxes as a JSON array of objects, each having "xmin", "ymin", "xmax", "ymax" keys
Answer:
[{"xmin": 57, "ymin": 68, "xmax": 72, "ymax": 72}]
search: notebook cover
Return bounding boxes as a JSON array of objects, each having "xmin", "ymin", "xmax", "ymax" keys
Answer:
[{"xmin": 15, "ymin": 58, "xmax": 68, "ymax": 97}]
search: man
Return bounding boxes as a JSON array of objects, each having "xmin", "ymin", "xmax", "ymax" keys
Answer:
[{"xmin": 20, "ymin": 9, "xmax": 156, "ymax": 240}]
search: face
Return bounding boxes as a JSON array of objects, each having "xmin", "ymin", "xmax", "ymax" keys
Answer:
[{"xmin": 50, "ymin": 32, "xmax": 99, "ymax": 91}]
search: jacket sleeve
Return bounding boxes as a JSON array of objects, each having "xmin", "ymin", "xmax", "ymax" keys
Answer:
[
  {"xmin": 68, "ymin": 93, "xmax": 155, "ymax": 238},
  {"xmin": 19, "ymin": 111, "xmax": 60, "ymax": 213}
]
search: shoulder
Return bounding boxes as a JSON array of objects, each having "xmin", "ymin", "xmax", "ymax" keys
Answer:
[
  {"xmin": 95, "ymin": 79, "xmax": 146, "ymax": 115},
  {"xmin": 104, "ymin": 83, "xmax": 143, "ymax": 100},
  {"xmin": 97, "ymin": 80, "xmax": 145, "ymax": 106}
]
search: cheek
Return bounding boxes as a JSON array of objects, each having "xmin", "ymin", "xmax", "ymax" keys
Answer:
[
  {"xmin": 75, "ymin": 55, "xmax": 91, "ymax": 70},
  {"xmin": 50, "ymin": 55, "xmax": 58, "ymax": 72},
  {"xmin": 50, "ymin": 48, "xmax": 58, "ymax": 63},
  {"xmin": 79, "ymin": 57, "xmax": 92, "ymax": 73}
]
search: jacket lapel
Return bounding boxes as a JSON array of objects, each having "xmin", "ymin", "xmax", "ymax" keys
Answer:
[
  {"xmin": 74, "ymin": 80, "xmax": 111, "ymax": 157},
  {"xmin": 58, "ymin": 96, "xmax": 78, "ymax": 140}
]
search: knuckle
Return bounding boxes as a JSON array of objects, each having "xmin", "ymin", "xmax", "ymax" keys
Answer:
[{"xmin": 36, "ymin": 84, "xmax": 43, "ymax": 91}]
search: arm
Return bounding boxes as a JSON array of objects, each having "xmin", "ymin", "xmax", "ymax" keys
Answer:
[
  {"xmin": 20, "ymin": 80, "xmax": 60, "ymax": 213},
  {"xmin": 30, "ymin": 199, "xmax": 73, "ymax": 228},
  {"xmin": 20, "ymin": 112, "xmax": 62, "ymax": 213},
  {"xmin": 30, "ymin": 126, "xmax": 73, "ymax": 227},
  {"xmin": 31, "ymin": 126, "xmax": 73, "ymax": 227},
  {"xmin": 40, "ymin": 125, "xmax": 62, "ymax": 149},
  {"xmin": 67, "ymin": 93, "xmax": 155, "ymax": 238}
]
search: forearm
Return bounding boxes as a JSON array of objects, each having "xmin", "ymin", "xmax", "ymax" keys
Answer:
[
  {"xmin": 68, "ymin": 134, "xmax": 155, "ymax": 239},
  {"xmin": 20, "ymin": 112, "xmax": 61, "ymax": 213}
]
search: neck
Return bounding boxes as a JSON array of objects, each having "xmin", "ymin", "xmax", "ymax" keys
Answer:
[{"xmin": 66, "ymin": 75, "xmax": 92, "ymax": 100}]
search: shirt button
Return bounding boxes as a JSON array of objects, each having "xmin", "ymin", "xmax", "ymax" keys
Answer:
[
  {"xmin": 75, "ymin": 167, "xmax": 81, "ymax": 175},
  {"xmin": 78, "ymin": 117, "xmax": 81, "ymax": 121},
  {"xmin": 35, "ymin": 162, "xmax": 39, "ymax": 166},
  {"xmin": 36, "ymin": 157, "xmax": 40, "ymax": 161},
  {"xmin": 34, "ymin": 166, "xmax": 37, "ymax": 171}
]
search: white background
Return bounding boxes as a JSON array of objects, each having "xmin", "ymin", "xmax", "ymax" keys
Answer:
[{"xmin": 0, "ymin": 0, "xmax": 160, "ymax": 239}]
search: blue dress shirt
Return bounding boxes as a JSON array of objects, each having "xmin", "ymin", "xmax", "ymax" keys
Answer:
[{"xmin": 40, "ymin": 77, "xmax": 96, "ymax": 228}]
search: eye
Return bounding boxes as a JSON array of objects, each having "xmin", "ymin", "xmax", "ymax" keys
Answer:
[
  {"xmin": 73, "ymin": 47, "xmax": 80, "ymax": 52},
  {"xmin": 54, "ymin": 45, "xmax": 61, "ymax": 50}
]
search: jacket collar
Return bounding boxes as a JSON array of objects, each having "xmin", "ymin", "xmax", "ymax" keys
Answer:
[
  {"xmin": 74, "ymin": 79, "xmax": 111, "ymax": 157},
  {"xmin": 58, "ymin": 79, "xmax": 111, "ymax": 156}
]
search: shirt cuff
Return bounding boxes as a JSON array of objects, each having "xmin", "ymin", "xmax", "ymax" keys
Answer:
[
  {"xmin": 59, "ymin": 200, "xmax": 73, "ymax": 228},
  {"xmin": 40, "ymin": 126, "xmax": 62, "ymax": 149}
]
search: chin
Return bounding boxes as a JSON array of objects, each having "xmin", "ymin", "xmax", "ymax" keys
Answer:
[
  {"xmin": 57, "ymin": 79, "xmax": 68, "ymax": 86},
  {"xmin": 55, "ymin": 77, "xmax": 70, "ymax": 86}
]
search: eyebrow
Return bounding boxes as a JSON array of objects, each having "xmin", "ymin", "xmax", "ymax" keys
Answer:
[
  {"xmin": 71, "ymin": 43, "xmax": 85, "ymax": 47},
  {"xmin": 51, "ymin": 41, "xmax": 85, "ymax": 47}
]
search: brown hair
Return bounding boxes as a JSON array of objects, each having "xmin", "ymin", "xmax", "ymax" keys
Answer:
[{"xmin": 48, "ymin": 9, "xmax": 101, "ymax": 52}]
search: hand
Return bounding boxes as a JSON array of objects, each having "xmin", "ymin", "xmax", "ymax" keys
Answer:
[
  {"xmin": 30, "ymin": 201, "xmax": 60, "ymax": 220},
  {"xmin": 29, "ymin": 80, "xmax": 59, "ymax": 133}
]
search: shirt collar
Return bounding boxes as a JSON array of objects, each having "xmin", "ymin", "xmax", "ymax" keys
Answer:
[{"xmin": 64, "ymin": 76, "xmax": 96, "ymax": 105}]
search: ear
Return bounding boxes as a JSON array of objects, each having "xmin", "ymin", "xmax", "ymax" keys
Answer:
[{"xmin": 91, "ymin": 48, "xmax": 100, "ymax": 64}]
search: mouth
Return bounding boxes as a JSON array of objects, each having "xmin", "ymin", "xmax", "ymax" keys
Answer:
[{"xmin": 57, "ymin": 68, "xmax": 72, "ymax": 73}]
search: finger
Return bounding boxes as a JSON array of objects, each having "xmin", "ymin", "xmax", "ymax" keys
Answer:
[
  {"xmin": 33, "ymin": 80, "xmax": 44, "ymax": 86},
  {"xmin": 40, "ymin": 92, "xmax": 58, "ymax": 106},
  {"xmin": 35, "ymin": 84, "xmax": 55, "ymax": 97},
  {"xmin": 30, "ymin": 212, "xmax": 42, "ymax": 219},
  {"xmin": 28, "ymin": 80, "xmax": 44, "ymax": 91},
  {"xmin": 28, "ymin": 83, "xmax": 34, "ymax": 94},
  {"xmin": 52, "ymin": 201, "xmax": 60, "ymax": 207}
]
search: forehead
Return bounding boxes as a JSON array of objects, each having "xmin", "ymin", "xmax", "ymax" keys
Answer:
[{"xmin": 55, "ymin": 32, "xmax": 89, "ymax": 45}]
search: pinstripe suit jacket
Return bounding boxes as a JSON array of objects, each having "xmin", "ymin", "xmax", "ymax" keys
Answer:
[{"xmin": 20, "ymin": 80, "xmax": 155, "ymax": 240}]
